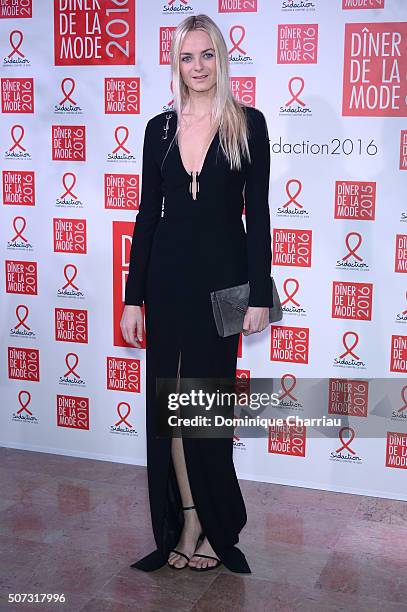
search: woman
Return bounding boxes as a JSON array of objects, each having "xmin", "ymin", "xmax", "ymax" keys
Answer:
[{"xmin": 120, "ymin": 14, "xmax": 273, "ymax": 573}]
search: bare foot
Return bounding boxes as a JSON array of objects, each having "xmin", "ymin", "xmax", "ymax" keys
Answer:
[
  {"xmin": 168, "ymin": 509, "xmax": 202, "ymax": 569},
  {"xmin": 188, "ymin": 536, "xmax": 220, "ymax": 570}
]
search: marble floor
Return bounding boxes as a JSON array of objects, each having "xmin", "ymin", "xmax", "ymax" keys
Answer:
[{"xmin": 0, "ymin": 446, "xmax": 406, "ymax": 612}]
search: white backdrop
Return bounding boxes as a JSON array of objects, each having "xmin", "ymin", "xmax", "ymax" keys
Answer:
[{"xmin": 1, "ymin": 0, "xmax": 406, "ymax": 501}]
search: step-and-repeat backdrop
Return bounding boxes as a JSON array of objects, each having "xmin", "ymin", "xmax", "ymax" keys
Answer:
[{"xmin": 1, "ymin": 0, "xmax": 406, "ymax": 500}]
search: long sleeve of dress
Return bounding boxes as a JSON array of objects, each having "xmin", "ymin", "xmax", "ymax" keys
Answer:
[
  {"xmin": 244, "ymin": 108, "xmax": 274, "ymax": 308},
  {"xmin": 124, "ymin": 118, "xmax": 163, "ymax": 306}
]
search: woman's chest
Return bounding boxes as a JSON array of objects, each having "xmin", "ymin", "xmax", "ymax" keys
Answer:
[
  {"xmin": 155, "ymin": 112, "xmax": 246, "ymax": 203},
  {"xmin": 177, "ymin": 121, "xmax": 218, "ymax": 174}
]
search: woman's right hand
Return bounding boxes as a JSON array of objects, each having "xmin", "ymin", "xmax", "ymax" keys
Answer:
[{"xmin": 120, "ymin": 305, "xmax": 144, "ymax": 348}]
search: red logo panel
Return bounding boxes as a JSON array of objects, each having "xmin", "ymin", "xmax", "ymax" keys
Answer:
[
  {"xmin": 386, "ymin": 432, "xmax": 407, "ymax": 469},
  {"xmin": 218, "ymin": 0, "xmax": 258, "ymax": 12},
  {"xmin": 230, "ymin": 76, "xmax": 256, "ymax": 106},
  {"xmin": 328, "ymin": 379, "xmax": 369, "ymax": 416},
  {"xmin": 112, "ymin": 221, "xmax": 146, "ymax": 347},
  {"xmin": 277, "ymin": 24, "xmax": 318, "ymax": 64},
  {"xmin": 104, "ymin": 78, "xmax": 140, "ymax": 114},
  {"xmin": 273, "ymin": 229, "xmax": 312, "ymax": 267},
  {"xmin": 342, "ymin": 22, "xmax": 407, "ymax": 117},
  {"xmin": 2, "ymin": 171, "xmax": 35, "ymax": 206},
  {"xmin": 5, "ymin": 260, "xmax": 37, "ymax": 295},
  {"xmin": 342, "ymin": 0, "xmax": 385, "ymax": 9},
  {"xmin": 390, "ymin": 335, "xmax": 407, "ymax": 373},
  {"xmin": 237, "ymin": 333, "xmax": 243, "ymax": 359},
  {"xmin": 8, "ymin": 347, "xmax": 39, "ymax": 381},
  {"xmin": 107, "ymin": 356, "xmax": 141, "ymax": 392},
  {"xmin": 53, "ymin": 218, "xmax": 87, "ymax": 253},
  {"xmin": 271, "ymin": 326, "xmax": 309, "ymax": 364},
  {"xmin": 57, "ymin": 394, "xmax": 89, "ymax": 430},
  {"xmin": 332, "ymin": 281, "xmax": 373, "ymax": 320},
  {"xmin": 54, "ymin": 0, "xmax": 136, "ymax": 66},
  {"xmin": 334, "ymin": 181, "xmax": 376, "ymax": 220},
  {"xmin": 160, "ymin": 26, "xmax": 176, "ymax": 65},
  {"xmin": 55, "ymin": 308, "xmax": 88, "ymax": 343},
  {"xmin": 0, "ymin": 0, "xmax": 33, "ymax": 18},
  {"xmin": 268, "ymin": 423, "xmax": 306, "ymax": 456},
  {"xmin": 1, "ymin": 78, "xmax": 34, "ymax": 113},
  {"xmin": 395, "ymin": 235, "xmax": 407, "ymax": 272},
  {"xmin": 400, "ymin": 130, "xmax": 407, "ymax": 170},
  {"xmin": 52, "ymin": 125, "xmax": 86, "ymax": 161},
  {"xmin": 104, "ymin": 174, "xmax": 139, "ymax": 210}
]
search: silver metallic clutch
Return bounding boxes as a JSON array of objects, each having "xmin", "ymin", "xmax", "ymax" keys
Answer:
[{"xmin": 210, "ymin": 279, "xmax": 282, "ymax": 337}]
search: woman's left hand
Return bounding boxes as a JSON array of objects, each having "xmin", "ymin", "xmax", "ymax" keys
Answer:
[{"xmin": 242, "ymin": 306, "xmax": 270, "ymax": 335}]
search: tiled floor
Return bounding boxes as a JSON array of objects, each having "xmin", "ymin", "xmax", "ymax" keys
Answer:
[{"xmin": 0, "ymin": 446, "xmax": 406, "ymax": 612}]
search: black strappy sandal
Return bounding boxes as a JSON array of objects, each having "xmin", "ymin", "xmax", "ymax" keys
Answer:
[
  {"xmin": 188, "ymin": 553, "xmax": 222, "ymax": 572},
  {"xmin": 167, "ymin": 505, "xmax": 204, "ymax": 570}
]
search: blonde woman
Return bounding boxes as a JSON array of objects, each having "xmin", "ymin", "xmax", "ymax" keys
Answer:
[{"xmin": 121, "ymin": 14, "xmax": 273, "ymax": 573}]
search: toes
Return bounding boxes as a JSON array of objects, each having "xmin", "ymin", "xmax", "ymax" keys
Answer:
[
  {"xmin": 189, "ymin": 555, "xmax": 219, "ymax": 569},
  {"xmin": 168, "ymin": 553, "xmax": 183, "ymax": 568},
  {"xmin": 168, "ymin": 556, "xmax": 176, "ymax": 566},
  {"xmin": 188, "ymin": 552, "xmax": 219, "ymax": 569}
]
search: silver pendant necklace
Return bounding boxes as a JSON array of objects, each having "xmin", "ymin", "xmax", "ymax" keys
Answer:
[
  {"xmin": 189, "ymin": 171, "xmax": 199, "ymax": 200},
  {"xmin": 178, "ymin": 111, "xmax": 215, "ymax": 201}
]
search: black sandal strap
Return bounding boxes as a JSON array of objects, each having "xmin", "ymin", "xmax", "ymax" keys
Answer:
[
  {"xmin": 182, "ymin": 505, "xmax": 196, "ymax": 510},
  {"xmin": 170, "ymin": 549, "xmax": 190, "ymax": 563},
  {"xmin": 191, "ymin": 553, "xmax": 220, "ymax": 561}
]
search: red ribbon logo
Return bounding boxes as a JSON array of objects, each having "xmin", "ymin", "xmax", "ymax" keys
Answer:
[
  {"xmin": 10, "ymin": 125, "xmax": 26, "ymax": 152},
  {"xmin": 11, "ymin": 216, "xmax": 27, "ymax": 242},
  {"xmin": 228, "ymin": 26, "xmax": 246, "ymax": 56},
  {"xmin": 285, "ymin": 77, "xmax": 305, "ymax": 107},
  {"xmin": 17, "ymin": 390, "xmax": 32, "ymax": 415},
  {"xmin": 59, "ymin": 78, "xmax": 77, "ymax": 105},
  {"xmin": 62, "ymin": 264, "xmax": 79, "ymax": 290},
  {"xmin": 281, "ymin": 278, "xmax": 300, "ymax": 307},
  {"xmin": 283, "ymin": 179, "xmax": 303, "ymax": 209},
  {"xmin": 339, "ymin": 332, "xmax": 360, "ymax": 360},
  {"xmin": 112, "ymin": 126, "xmax": 131, "ymax": 154},
  {"xmin": 398, "ymin": 385, "xmax": 407, "ymax": 412},
  {"xmin": 61, "ymin": 173, "xmax": 78, "ymax": 199},
  {"xmin": 115, "ymin": 402, "xmax": 133, "ymax": 428},
  {"xmin": 8, "ymin": 30, "xmax": 25, "ymax": 59},
  {"xmin": 279, "ymin": 374, "xmax": 297, "ymax": 401},
  {"xmin": 342, "ymin": 232, "xmax": 363, "ymax": 262},
  {"xmin": 336, "ymin": 426, "xmax": 356, "ymax": 455},
  {"xmin": 235, "ymin": 371, "xmax": 250, "ymax": 405},
  {"xmin": 15, "ymin": 305, "xmax": 30, "ymax": 331},
  {"xmin": 64, "ymin": 353, "xmax": 80, "ymax": 378}
]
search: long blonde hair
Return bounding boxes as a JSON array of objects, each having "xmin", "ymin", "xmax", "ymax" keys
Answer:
[{"xmin": 170, "ymin": 14, "xmax": 251, "ymax": 171}]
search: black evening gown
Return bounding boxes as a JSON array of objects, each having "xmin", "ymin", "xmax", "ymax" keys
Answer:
[{"xmin": 124, "ymin": 105, "xmax": 273, "ymax": 574}]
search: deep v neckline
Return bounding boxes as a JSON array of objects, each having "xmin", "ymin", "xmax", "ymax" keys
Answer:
[{"xmin": 175, "ymin": 118, "xmax": 219, "ymax": 178}]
